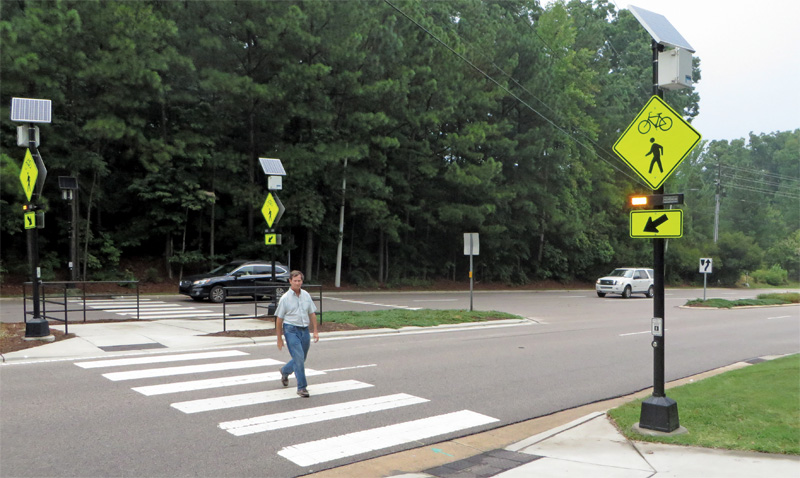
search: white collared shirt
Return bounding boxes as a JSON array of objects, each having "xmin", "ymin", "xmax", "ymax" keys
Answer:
[{"xmin": 275, "ymin": 288, "xmax": 316, "ymax": 327}]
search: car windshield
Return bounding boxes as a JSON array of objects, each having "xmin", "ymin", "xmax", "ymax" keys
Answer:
[{"xmin": 608, "ymin": 269, "xmax": 633, "ymax": 278}]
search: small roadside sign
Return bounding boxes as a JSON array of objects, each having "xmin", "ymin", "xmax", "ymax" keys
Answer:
[
  {"xmin": 613, "ymin": 96, "xmax": 701, "ymax": 190},
  {"xmin": 699, "ymin": 258, "xmax": 713, "ymax": 274},
  {"xmin": 24, "ymin": 212, "xmax": 36, "ymax": 229},
  {"xmin": 630, "ymin": 209, "xmax": 683, "ymax": 238}
]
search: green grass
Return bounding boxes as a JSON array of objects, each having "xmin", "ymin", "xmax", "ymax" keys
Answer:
[
  {"xmin": 686, "ymin": 292, "xmax": 799, "ymax": 308},
  {"xmin": 320, "ymin": 309, "xmax": 522, "ymax": 329},
  {"xmin": 608, "ymin": 354, "xmax": 800, "ymax": 454}
]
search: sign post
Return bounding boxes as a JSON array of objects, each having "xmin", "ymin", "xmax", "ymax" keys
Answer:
[
  {"xmin": 11, "ymin": 98, "xmax": 52, "ymax": 339},
  {"xmin": 463, "ymin": 233, "xmax": 479, "ymax": 311},
  {"xmin": 699, "ymin": 258, "xmax": 713, "ymax": 300},
  {"xmin": 616, "ymin": 6, "xmax": 700, "ymax": 434},
  {"xmin": 259, "ymin": 158, "xmax": 286, "ymax": 309}
]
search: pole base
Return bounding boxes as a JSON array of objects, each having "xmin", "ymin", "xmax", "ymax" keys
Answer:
[
  {"xmin": 24, "ymin": 318, "xmax": 51, "ymax": 338},
  {"xmin": 639, "ymin": 395, "xmax": 680, "ymax": 432}
]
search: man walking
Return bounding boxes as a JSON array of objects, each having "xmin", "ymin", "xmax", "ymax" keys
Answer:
[{"xmin": 276, "ymin": 270, "xmax": 319, "ymax": 397}]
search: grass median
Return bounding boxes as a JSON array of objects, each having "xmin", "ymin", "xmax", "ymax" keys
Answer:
[
  {"xmin": 608, "ymin": 354, "xmax": 800, "ymax": 455},
  {"xmin": 319, "ymin": 309, "xmax": 523, "ymax": 329},
  {"xmin": 685, "ymin": 292, "xmax": 799, "ymax": 308}
]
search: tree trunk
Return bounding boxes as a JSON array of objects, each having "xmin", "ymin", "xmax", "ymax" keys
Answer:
[
  {"xmin": 165, "ymin": 235, "xmax": 174, "ymax": 280},
  {"xmin": 81, "ymin": 171, "xmax": 97, "ymax": 281},
  {"xmin": 179, "ymin": 208, "xmax": 188, "ymax": 280},
  {"xmin": 304, "ymin": 229, "xmax": 313, "ymax": 281},
  {"xmin": 247, "ymin": 110, "xmax": 256, "ymax": 239},
  {"xmin": 378, "ymin": 231, "xmax": 385, "ymax": 285}
]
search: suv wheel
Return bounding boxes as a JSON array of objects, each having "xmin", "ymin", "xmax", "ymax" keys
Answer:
[
  {"xmin": 646, "ymin": 285, "xmax": 654, "ymax": 298},
  {"xmin": 597, "ymin": 291, "xmax": 606, "ymax": 298},
  {"xmin": 622, "ymin": 286, "xmax": 632, "ymax": 299},
  {"xmin": 209, "ymin": 285, "xmax": 226, "ymax": 303}
]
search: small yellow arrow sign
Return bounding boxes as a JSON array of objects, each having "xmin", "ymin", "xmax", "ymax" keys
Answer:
[
  {"xmin": 630, "ymin": 209, "xmax": 683, "ymax": 238},
  {"xmin": 19, "ymin": 149, "xmax": 38, "ymax": 202},
  {"xmin": 265, "ymin": 234, "xmax": 277, "ymax": 245}
]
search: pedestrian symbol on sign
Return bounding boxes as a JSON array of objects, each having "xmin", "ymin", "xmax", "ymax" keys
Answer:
[{"xmin": 646, "ymin": 138, "xmax": 664, "ymax": 174}]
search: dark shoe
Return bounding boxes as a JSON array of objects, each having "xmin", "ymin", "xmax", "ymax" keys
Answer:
[
  {"xmin": 281, "ymin": 373, "xmax": 289, "ymax": 387},
  {"xmin": 297, "ymin": 389, "xmax": 309, "ymax": 398}
]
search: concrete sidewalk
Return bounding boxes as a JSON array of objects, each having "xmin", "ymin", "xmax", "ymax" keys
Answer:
[{"xmin": 2, "ymin": 319, "xmax": 798, "ymax": 477}]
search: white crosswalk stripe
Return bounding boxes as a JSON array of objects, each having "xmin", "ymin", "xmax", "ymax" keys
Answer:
[
  {"xmin": 171, "ymin": 379, "xmax": 373, "ymax": 414},
  {"xmin": 220, "ymin": 393, "xmax": 427, "ymax": 436},
  {"xmin": 102, "ymin": 358, "xmax": 282, "ymax": 381},
  {"xmin": 76, "ymin": 350, "xmax": 249, "ymax": 369},
  {"xmin": 277, "ymin": 410, "xmax": 499, "ymax": 466},
  {"xmin": 131, "ymin": 369, "xmax": 326, "ymax": 396},
  {"xmin": 74, "ymin": 349, "xmax": 499, "ymax": 469}
]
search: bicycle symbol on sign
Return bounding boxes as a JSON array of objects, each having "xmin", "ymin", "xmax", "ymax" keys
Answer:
[{"xmin": 638, "ymin": 112, "xmax": 673, "ymax": 134}]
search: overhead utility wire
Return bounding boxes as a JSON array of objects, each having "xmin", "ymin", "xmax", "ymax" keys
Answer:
[
  {"xmin": 720, "ymin": 172, "xmax": 798, "ymax": 191},
  {"xmin": 720, "ymin": 176, "xmax": 800, "ymax": 199},
  {"xmin": 720, "ymin": 163, "xmax": 800, "ymax": 182},
  {"xmin": 383, "ymin": 0, "xmax": 647, "ymax": 187},
  {"xmin": 719, "ymin": 181, "xmax": 800, "ymax": 200}
]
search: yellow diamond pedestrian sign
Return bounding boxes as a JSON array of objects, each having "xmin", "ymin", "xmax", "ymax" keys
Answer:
[
  {"xmin": 19, "ymin": 148, "xmax": 38, "ymax": 202},
  {"xmin": 613, "ymin": 96, "xmax": 701, "ymax": 190},
  {"xmin": 261, "ymin": 192, "xmax": 285, "ymax": 228},
  {"xmin": 630, "ymin": 209, "xmax": 683, "ymax": 238}
]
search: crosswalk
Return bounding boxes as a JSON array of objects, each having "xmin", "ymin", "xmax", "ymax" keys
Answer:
[
  {"xmin": 74, "ymin": 350, "xmax": 498, "ymax": 468},
  {"xmin": 70, "ymin": 298, "xmax": 225, "ymax": 319}
]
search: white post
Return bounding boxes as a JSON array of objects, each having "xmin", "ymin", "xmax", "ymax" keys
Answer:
[{"xmin": 334, "ymin": 157, "xmax": 347, "ymax": 288}]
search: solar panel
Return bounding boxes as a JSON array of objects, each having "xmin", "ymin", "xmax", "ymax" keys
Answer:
[
  {"xmin": 10, "ymin": 98, "xmax": 52, "ymax": 123},
  {"xmin": 628, "ymin": 5, "xmax": 695, "ymax": 53},
  {"xmin": 259, "ymin": 158, "xmax": 286, "ymax": 176}
]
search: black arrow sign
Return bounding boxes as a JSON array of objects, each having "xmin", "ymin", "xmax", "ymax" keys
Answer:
[{"xmin": 644, "ymin": 214, "xmax": 669, "ymax": 233}]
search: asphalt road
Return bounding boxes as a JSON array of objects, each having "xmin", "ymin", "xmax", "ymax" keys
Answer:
[{"xmin": 1, "ymin": 288, "xmax": 798, "ymax": 477}]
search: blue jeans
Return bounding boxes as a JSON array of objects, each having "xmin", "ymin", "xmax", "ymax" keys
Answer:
[{"xmin": 281, "ymin": 324, "xmax": 311, "ymax": 390}]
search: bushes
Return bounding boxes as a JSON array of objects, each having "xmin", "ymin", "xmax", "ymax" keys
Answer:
[{"xmin": 751, "ymin": 265, "xmax": 789, "ymax": 286}]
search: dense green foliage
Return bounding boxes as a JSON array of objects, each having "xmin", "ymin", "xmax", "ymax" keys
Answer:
[{"xmin": 1, "ymin": 0, "xmax": 797, "ymax": 286}]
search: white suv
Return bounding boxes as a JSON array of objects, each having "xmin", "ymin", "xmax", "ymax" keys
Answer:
[{"xmin": 595, "ymin": 268, "xmax": 654, "ymax": 298}]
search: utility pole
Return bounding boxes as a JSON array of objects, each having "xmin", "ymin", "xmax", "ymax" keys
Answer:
[
  {"xmin": 335, "ymin": 157, "xmax": 347, "ymax": 288},
  {"xmin": 714, "ymin": 159, "xmax": 721, "ymax": 243}
]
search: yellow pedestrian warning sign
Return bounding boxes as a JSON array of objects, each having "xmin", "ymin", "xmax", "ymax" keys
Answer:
[
  {"xmin": 630, "ymin": 209, "xmax": 683, "ymax": 238},
  {"xmin": 613, "ymin": 96, "xmax": 701, "ymax": 190},
  {"xmin": 261, "ymin": 192, "xmax": 285, "ymax": 228},
  {"xmin": 19, "ymin": 149, "xmax": 38, "ymax": 202}
]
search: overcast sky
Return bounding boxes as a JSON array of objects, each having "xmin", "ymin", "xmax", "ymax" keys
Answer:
[{"xmin": 616, "ymin": 0, "xmax": 799, "ymax": 143}]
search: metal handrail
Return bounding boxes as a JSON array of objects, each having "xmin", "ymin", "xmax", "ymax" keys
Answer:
[
  {"xmin": 23, "ymin": 280, "xmax": 140, "ymax": 334},
  {"xmin": 221, "ymin": 284, "xmax": 323, "ymax": 332}
]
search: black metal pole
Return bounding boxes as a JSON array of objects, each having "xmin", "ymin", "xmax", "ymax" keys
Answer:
[
  {"xmin": 25, "ymin": 124, "xmax": 50, "ymax": 338},
  {"xmin": 639, "ymin": 40, "xmax": 679, "ymax": 432}
]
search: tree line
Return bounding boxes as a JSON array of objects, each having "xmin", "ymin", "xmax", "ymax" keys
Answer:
[{"xmin": 1, "ymin": 0, "xmax": 797, "ymax": 287}]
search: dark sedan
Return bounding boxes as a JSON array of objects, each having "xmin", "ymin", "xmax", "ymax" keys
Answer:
[{"xmin": 179, "ymin": 260, "xmax": 289, "ymax": 303}]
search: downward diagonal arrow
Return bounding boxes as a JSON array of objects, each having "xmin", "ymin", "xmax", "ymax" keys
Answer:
[{"xmin": 644, "ymin": 214, "xmax": 669, "ymax": 233}]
